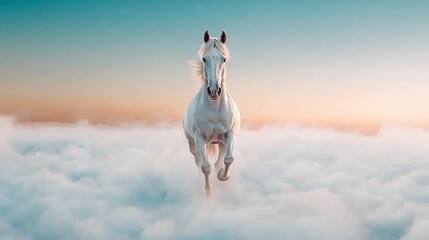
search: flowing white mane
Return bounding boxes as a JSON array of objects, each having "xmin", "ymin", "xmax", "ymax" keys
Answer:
[{"xmin": 189, "ymin": 38, "xmax": 230, "ymax": 84}]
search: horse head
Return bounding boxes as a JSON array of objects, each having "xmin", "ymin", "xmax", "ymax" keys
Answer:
[{"xmin": 202, "ymin": 30, "xmax": 228, "ymax": 101}]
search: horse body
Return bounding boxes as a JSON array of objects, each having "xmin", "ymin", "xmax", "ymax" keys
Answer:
[{"xmin": 183, "ymin": 30, "xmax": 240, "ymax": 194}]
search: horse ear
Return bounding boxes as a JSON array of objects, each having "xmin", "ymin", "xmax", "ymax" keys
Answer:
[
  {"xmin": 220, "ymin": 30, "xmax": 227, "ymax": 44},
  {"xmin": 203, "ymin": 30, "xmax": 210, "ymax": 43}
]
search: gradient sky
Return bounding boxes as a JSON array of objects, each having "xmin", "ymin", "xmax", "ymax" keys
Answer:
[{"xmin": 1, "ymin": 0, "xmax": 429, "ymax": 133}]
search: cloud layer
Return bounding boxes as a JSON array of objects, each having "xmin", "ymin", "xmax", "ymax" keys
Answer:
[{"xmin": 1, "ymin": 116, "xmax": 429, "ymax": 240}]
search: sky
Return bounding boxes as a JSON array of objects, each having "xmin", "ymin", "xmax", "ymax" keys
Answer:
[
  {"xmin": 1, "ymin": 0, "xmax": 429, "ymax": 133},
  {"xmin": 1, "ymin": 116, "xmax": 429, "ymax": 239}
]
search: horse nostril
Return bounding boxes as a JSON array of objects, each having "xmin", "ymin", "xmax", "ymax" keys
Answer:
[
  {"xmin": 217, "ymin": 87, "xmax": 222, "ymax": 96},
  {"xmin": 207, "ymin": 87, "xmax": 211, "ymax": 95}
]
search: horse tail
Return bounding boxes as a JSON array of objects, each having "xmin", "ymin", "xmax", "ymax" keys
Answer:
[{"xmin": 206, "ymin": 143, "xmax": 218, "ymax": 158}]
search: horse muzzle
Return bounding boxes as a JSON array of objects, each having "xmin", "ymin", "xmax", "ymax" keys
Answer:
[{"xmin": 207, "ymin": 86, "xmax": 222, "ymax": 100}]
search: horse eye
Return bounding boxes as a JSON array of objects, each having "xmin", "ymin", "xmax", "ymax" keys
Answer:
[
  {"xmin": 202, "ymin": 58, "xmax": 206, "ymax": 63},
  {"xmin": 223, "ymin": 58, "xmax": 226, "ymax": 63}
]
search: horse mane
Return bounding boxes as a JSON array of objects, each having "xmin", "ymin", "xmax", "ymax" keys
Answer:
[{"xmin": 188, "ymin": 38, "xmax": 230, "ymax": 85}]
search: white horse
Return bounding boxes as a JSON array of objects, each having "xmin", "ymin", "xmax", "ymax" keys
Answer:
[{"xmin": 183, "ymin": 30, "xmax": 241, "ymax": 194}]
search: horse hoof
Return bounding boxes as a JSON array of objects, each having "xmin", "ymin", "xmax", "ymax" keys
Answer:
[{"xmin": 217, "ymin": 168, "xmax": 230, "ymax": 181}]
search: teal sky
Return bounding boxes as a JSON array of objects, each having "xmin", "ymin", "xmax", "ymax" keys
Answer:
[{"xmin": 1, "ymin": 0, "xmax": 429, "ymax": 130}]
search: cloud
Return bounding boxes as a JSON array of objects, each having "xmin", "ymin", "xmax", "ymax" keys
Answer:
[{"xmin": 0, "ymin": 116, "xmax": 429, "ymax": 239}]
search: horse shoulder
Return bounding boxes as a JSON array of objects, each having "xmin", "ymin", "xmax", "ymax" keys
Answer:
[{"xmin": 225, "ymin": 94, "xmax": 241, "ymax": 131}]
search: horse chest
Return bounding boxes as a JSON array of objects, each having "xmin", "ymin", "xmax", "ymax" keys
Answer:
[
  {"xmin": 197, "ymin": 113, "xmax": 230, "ymax": 141},
  {"xmin": 203, "ymin": 120, "xmax": 227, "ymax": 142}
]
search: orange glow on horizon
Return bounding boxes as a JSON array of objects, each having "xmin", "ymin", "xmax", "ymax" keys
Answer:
[{"xmin": 2, "ymin": 87, "xmax": 429, "ymax": 135}]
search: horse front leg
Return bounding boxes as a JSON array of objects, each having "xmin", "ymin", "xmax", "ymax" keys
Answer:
[
  {"xmin": 214, "ymin": 143, "xmax": 226, "ymax": 172},
  {"xmin": 218, "ymin": 131, "xmax": 236, "ymax": 181},
  {"xmin": 194, "ymin": 134, "xmax": 212, "ymax": 193}
]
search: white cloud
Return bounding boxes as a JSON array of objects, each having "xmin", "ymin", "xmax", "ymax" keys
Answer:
[
  {"xmin": 1, "ymin": 116, "xmax": 429, "ymax": 239},
  {"xmin": 401, "ymin": 217, "xmax": 429, "ymax": 240}
]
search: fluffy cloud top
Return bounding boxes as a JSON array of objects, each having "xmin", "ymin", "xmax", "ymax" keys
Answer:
[{"xmin": 1, "ymin": 116, "xmax": 429, "ymax": 240}]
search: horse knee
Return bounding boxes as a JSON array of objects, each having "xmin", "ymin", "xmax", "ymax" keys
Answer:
[
  {"xmin": 201, "ymin": 163, "xmax": 211, "ymax": 175},
  {"xmin": 224, "ymin": 156, "xmax": 234, "ymax": 165}
]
